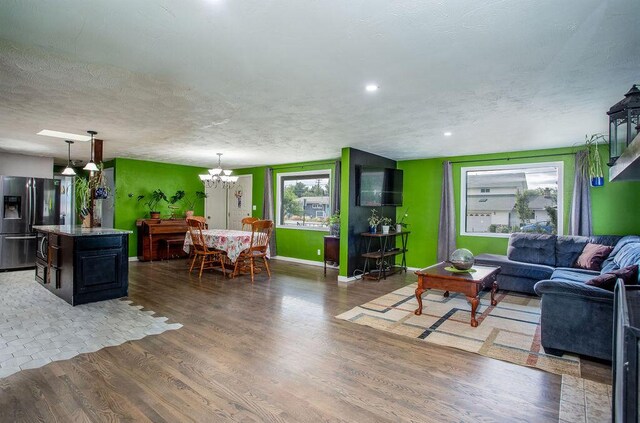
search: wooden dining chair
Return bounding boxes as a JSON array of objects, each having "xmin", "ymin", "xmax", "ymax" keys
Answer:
[
  {"xmin": 241, "ymin": 216, "xmax": 258, "ymax": 231},
  {"xmin": 186, "ymin": 218, "xmax": 225, "ymax": 278},
  {"xmin": 191, "ymin": 216, "xmax": 208, "ymax": 229},
  {"xmin": 186, "ymin": 216, "xmax": 208, "ymax": 261},
  {"xmin": 233, "ymin": 219, "xmax": 273, "ymax": 282}
]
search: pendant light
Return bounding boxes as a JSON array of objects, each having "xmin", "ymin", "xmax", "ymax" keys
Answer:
[
  {"xmin": 83, "ymin": 130, "xmax": 99, "ymax": 172},
  {"xmin": 199, "ymin": 153, "xmax": 239, "ymax": 189},
  {"xmin": 61, "ymin": 140, "xmax": 76, "ymax": 175}
]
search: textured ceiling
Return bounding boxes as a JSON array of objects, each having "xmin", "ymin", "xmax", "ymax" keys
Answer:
[{"xmin": 0, "ymin": 0, "xmax": 638, "ymax": 168}]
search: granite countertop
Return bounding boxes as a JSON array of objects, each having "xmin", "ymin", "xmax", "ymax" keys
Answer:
[{"xmin": 32, "ymin": 225, "xmax": 133, "ymax": 236}]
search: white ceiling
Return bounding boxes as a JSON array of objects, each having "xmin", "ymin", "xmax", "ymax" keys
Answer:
[{"xmin": 0, "ymin": 0, "xmax": 638, "ymax": 168}]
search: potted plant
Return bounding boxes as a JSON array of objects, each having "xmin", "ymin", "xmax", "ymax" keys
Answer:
[
  {"xmin": 328, "ymin": 210, "xmax": 340, "ymax": 237},
  {"xmin": 182, "ymin": 191, "xmax": 207, "ymax": 218},
  {"xmin": 395, "ymin": 208, "xmax": 409, "ymax": 232},
  {"xmin": 91, "ymin": 163, "xmax": 110, "ymax": 199},
  {"xmin": 380, "ymin": 216, "xmax": 392, "ymax": 234},
  {"xmin": 584, "ymin": 134, "xmax": 606, "ymax": 187},
  {"xmin": 137, "ymin": 189, "xmax": 168, "ymax": 219},
  {"xmin": 367, "ymin": 209, "xmax": 380, "ymax": 233},
  {"xmin": 75, "ymin": 176, "xmax": 91, "ymax": 226},
  {"xmin": 168, "ymin": 190, "xmax": 185, "ymax": 219}
]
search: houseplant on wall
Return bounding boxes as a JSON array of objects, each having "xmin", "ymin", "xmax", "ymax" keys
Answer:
[
  {"xmin": 182, "ymin": 191, "xmax": 207, "ymax": 218},
  {"xmin": 91, "ymin": 163, "xmax": 110, "ymax": 199},
  {"xmin": 137, "ymin": 189, "xmax": 168, "ymax": 219},
  {"xmin": 584, "ymin": 134, "xmax": 606, "ymax": 187},
  {"xmin": 367, "ymin": 209, "xmax": 380, "ymax": 233}
]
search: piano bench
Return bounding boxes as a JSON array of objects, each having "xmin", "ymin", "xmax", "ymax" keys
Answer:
[{"xmin": 160, "ymin": 237, "xmax": 187, "ymax": 260}]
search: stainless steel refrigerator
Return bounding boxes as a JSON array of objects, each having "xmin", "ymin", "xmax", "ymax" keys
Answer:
[{"xmin": 0, "ymin": 176, "xmax": 60, "ymax": 269}]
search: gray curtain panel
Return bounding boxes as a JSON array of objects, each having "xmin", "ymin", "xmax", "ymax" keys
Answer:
[
  {"xmin": 437, "ymin": 161, "xmax": 456, "ymax": 262},
  {"xmin": 262, "ymin": 167, "xmax": 277, "ymax": 256},
  {"xmin": 332, "ymin": 160, "xmax": 341, "ymax": 213},
  {"xmin": 568, "ymin": 150, "xmax": 592, "ymax": 236}
]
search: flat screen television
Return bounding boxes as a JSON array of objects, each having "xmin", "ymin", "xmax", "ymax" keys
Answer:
[{"xmin": 356, "ymin": 166, "xmax": 403, "ymax": 206}]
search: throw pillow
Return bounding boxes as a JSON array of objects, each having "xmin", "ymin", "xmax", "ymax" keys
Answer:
[
  {"xmin": 575, "ymin": 243, "xmax": 614, "ymax": 270},
  {"xmin": 586, "ymin": 264, "xmax": 639, "ymax": 291}
]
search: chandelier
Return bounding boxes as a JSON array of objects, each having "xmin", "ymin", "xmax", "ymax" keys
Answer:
[{"xmin": 199, "ymin": 153, "xmax": 239, "ymax": 189}]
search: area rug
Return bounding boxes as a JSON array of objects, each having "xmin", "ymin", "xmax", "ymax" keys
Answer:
[
  {"xmin": 336, "ymin": 282, "xmax": 582, "ymax": 377},
  {"xmin": 559, "ymin": 375, "xmax": 611, "ymax": 423},
  {"xmin": 0, "ymin": 270, "xmax": 182, "ymax": 379}
]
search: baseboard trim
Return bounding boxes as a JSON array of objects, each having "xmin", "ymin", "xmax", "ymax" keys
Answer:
[
  {"xmin": 337, "ymin": 275, "xmax": 359, "ymax": 285},
  {"xmin": 128, "ymin": 257, "xmax": 139, "ymax": 262},
  {"xmin": 271, "ymin": 255, "xmax": 327, "ymax": 268}
]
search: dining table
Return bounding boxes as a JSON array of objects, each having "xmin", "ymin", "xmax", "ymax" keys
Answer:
[{"xmin": 182, "ymin": 229, "xmax": 270, "ymax": 263}]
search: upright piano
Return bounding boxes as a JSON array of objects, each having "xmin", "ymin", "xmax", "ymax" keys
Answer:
[{"xmin": 136, "ymin": 219, "xmax": 189, "ymax": 261}]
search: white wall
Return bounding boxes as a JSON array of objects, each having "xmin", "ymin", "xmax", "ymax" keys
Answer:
[{"xmin": 0, "ymin": 152, "xmax": 53, "ymax": 178}]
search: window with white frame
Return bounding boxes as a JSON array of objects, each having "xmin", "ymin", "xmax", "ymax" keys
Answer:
[
  {"xmin": 460, "ymin": 162, "xmax": 563, "ymax": 237},
  {"xmin": 276, "ymin": 169, "xmax": 331, "ymax": 230}
]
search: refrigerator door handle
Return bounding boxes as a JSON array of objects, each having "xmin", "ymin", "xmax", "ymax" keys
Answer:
[
  {"xmin": 30, "ymin": 178, "xmax": 36, "ymax": 229},
  {"xmin": 5, "ymin": 236, "xmax": 37, "ymax": 240}
]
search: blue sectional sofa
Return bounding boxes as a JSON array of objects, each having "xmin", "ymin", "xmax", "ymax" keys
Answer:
[{"xmin": 476, "ymin": 233, "xmax": 640, "ymax": 360}]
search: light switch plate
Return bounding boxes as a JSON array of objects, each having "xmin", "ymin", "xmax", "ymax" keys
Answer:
[{"xmin": 252, "ymin": 205, "xmax": 256, "ymax": 210}]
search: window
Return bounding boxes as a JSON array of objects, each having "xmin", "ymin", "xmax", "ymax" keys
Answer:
[
  {"xmin": 460, "ymin": 162, "xmax": 563, "ymax": 237},
  {"xmin": 276, "ymin": 169, "xmax": 331, "ymax": 230}
]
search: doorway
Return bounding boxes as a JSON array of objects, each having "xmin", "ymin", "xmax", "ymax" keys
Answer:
[
  {"xmin": 227, "ymin": 175, "xmax": 253, "ymax": 230},
  {"xmin": 205, "ymin": 185, "xmax": 227, "ymax": 229},
  {"xmin": 204, "ymin": 174, "xmax": 253, "ymax": 230}
]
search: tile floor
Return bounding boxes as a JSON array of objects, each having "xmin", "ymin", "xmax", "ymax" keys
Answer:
[
  {"xmin": 0, "ymin": 270, "xmax": 182, "ymax": 379},
  {"xmin": 560, "ymin": 374, "xmax": 612, "ymax": 423}
]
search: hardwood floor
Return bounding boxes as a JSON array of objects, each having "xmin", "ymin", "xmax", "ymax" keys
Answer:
[{"xmin": 0, "ymin": 259, "xmax": 608, "ymax": 422}]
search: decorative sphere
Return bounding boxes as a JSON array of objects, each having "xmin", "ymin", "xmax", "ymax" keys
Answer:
[{"xmin": 449, "ymin": 248, "xmax": 475, "ymax": 270}]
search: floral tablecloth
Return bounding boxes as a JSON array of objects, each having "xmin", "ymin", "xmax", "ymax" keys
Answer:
[{"xmin": 183, "ymin": 229, "xmax": 270, "ymax": 263}]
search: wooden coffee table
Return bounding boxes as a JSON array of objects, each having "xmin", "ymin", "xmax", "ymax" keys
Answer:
[{"xmin": 414, "ymin": 262, "xmax": 501, "ymax": 327}]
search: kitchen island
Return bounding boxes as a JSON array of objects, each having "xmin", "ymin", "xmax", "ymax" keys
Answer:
[{"xmin": 33, "ymin": 225, "xmax": 132, "ymax": 305}]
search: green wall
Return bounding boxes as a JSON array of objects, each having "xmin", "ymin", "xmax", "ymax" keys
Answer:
[
  {"xmin": 112, "ymin": 158, "xmax": 207, "ymax": 257},
  {"xmin": 398, "ymin": 146, "xmax": 640, "ymax": 268},
  {"xmin": 234, "ymin": 159, "xmax": 338, "ymax": 263},
  {"xmin": 339, "ymin": 148, "xmax": 351, "ymax": 276}
]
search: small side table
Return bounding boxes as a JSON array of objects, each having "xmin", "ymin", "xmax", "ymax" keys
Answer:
[{"xmin": 324, "ymin": 236, "xmax": 340, "ymax": 276}]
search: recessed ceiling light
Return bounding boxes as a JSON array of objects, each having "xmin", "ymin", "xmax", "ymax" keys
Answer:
[
  {"xmin": 37, "ymin": 129, "xmax": 91, "ymax": 142},
  {"xmin": 444, "ymin": 132, "xmax": 452, "ymax": 137},
  {"xmin": 365, "ymin": 84, "xmax": 379, "ymax": 92}
]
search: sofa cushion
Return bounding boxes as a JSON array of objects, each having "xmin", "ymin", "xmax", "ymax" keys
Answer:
[
  {"xmin": 475, "ymin": 253, "xmax": 554, "ymax": 281},
  {"xmin": 589, "ymin": 235, "xmax": 623, "ymax": 247},
  {"xmin": 507, "ymin": 233, "xmax": 557, "ymax": 266},
  {"xmin": 550, "ymin": 269, "xmax": 597, "ymax": 284},
  {"xmin": 555, "ymin": 235, "xmax": 589, "ymax": 268},
  {"xmin": 601, "ymin": 237, "xmax": 640, "ymax": 282},
  {"xmin": 586, "ymin": 265, "xmax": 639, "ymax": 291},
  {"xmin": 574, "ymin": 243, "xmax": 614, "ymax": 271}
]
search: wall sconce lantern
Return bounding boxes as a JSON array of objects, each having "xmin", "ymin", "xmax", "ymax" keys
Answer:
[{"xmin": 607, "ymin": 84, "xmax": 640, "ymax": 165}]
